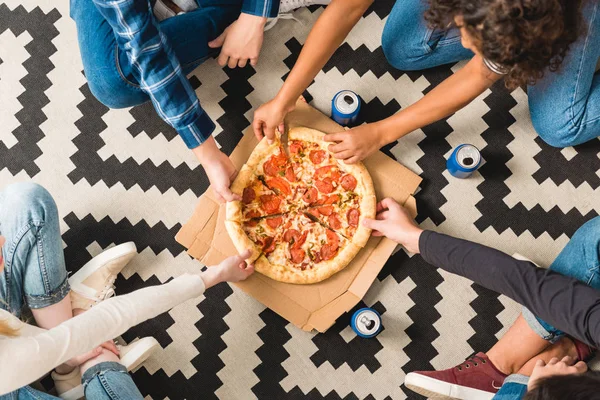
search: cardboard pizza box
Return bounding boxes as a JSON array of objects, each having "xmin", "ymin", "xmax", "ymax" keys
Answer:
[{"xmin": 176, "ymin": 100, "xmax": 421, "ymax": 333}]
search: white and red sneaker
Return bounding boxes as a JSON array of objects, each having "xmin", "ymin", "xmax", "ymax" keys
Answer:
[{"xmin": 404, "ymin": 352, "xmax": 507, "ymax": 400}]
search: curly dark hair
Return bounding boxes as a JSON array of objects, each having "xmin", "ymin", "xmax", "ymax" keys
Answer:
[{"xmin": 425, "ymin": 0, "xmax": 585, "ymax": 89}]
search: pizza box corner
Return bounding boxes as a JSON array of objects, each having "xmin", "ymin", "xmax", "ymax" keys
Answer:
[{"xmin": 176, "ymin": 100, "xmax": 422, "ymax": 333}]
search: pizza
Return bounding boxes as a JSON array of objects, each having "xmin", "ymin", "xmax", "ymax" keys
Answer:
[{"xmin": 225, "ymin": 127, "xmax": 376, "ymax": 284}]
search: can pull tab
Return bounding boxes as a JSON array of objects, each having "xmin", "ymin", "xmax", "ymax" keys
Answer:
[{"xmin": 360, "ymin": 315, "xmax": 375, "ymax": 331}]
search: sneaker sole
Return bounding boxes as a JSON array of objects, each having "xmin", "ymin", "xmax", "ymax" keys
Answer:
[
  {"xmin": 121, "ymin": 337, "xmax": 160, "ymax": 372},
  {"xmin": 69, "ymin": 242, "xmax": 137, "ymax": 287},
  {"xmin": 405, "ymin": 373, "xmax": 495, "ymax": 400}
]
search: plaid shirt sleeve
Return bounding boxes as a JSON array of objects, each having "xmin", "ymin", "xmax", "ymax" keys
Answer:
[
  {"xmin": 241, "ymin": 0, "xmax": 279, "ymax": 18},
  {"xmin": 92, "ymin": 0, "xmax": 215, "ymax": 149}
]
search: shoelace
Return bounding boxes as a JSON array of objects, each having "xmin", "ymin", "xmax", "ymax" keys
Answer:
[
  {"xmin": 264, "ymin": 13, "xmax": 302, "ymax": 31},
  {"xmin": 94, "ymin": 285, "xmax": 116, "ymax": 305},
  {"xmin": 456, "ymin": 355, "xmax": 487, "ymax": 371}
]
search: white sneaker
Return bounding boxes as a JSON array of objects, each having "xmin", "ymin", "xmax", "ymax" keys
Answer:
[
  {"xmin": 69, "ymin": 242, "xmax": 137, "ymax": 311},
  {"xmin": 118, "ymin": 337, "xmax": 161, "ymax": 372},
  {"xmin": 278, "ymin": 0, "xmax": 331, "ymax": 13}
]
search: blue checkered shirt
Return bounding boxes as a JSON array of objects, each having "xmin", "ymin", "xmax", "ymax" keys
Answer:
[{"xmin": 92, "ymin": 0, "xmax": 279, "ymax": 149}]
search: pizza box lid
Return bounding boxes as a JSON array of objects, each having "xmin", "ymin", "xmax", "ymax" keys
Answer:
[{"xmin": 176, "ymin": 99, "xmax": 421, "ymax": 332}]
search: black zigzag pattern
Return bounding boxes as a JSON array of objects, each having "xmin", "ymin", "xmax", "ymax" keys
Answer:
[
  {"xmin": 0, "ymin": 5, "xmax": 60, "ymax": 177},
  {"xmin": 532, "ymin": 137, "xmax": 600, "ymax": 189},
  {"xmin": 475, "ymin": 84, "xmax": 599, "ymax": 239},
  {"xmin": 68, "ymin": 83, "xmax": 209, "ymax": 196}
]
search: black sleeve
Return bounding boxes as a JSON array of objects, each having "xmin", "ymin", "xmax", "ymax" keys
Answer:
[{"xmin": 419, "ymin": 230, "xmax": 600, "ymax": 348}]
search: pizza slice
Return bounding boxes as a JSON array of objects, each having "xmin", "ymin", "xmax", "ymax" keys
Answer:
[{"xmin": 252, "ymin": 212, "xmax": 361, "ymax": 284}]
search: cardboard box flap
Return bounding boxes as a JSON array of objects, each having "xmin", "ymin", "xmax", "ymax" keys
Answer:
[{"xmin": 177, "ymin": 99, "xmax": 422, "ymax": 332}]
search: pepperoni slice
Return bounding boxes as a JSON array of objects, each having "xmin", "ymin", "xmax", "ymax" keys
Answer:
[
  {"xmin": 266, "ymin": 177, "xmax": 291, "ymax": 196},
  {"xmin": 260, "ymin": 195, "xmax": 281, "ymax": 214},
  {"xmin": 314, "ymin": 165, "xmax": 334, "ymax": 180},
  {"xmin": 315, "ymin": 179, "xmax": 334, "ymax": 194},
  {"xmin": 328, "ymin": 214, "xmax": 341, "ymax": 230},
  {"xmin": 347, "ymin": 208, "xmax": 360, "ymax": 227},
  {"xmin": 285, "ymin": 166, "xmax": 296, "ymax": 182},
  {"xmin": 325, "ymin": 194, "xmax": 340, "ymax": 204},
  {"xmin": 266, "ymin": 216, "xmax": 283, "ymax": 229},
  {"xmin": 294, "ymin": 231, "xmax": 308, "ymax": 249},
  {"xmin": 290, "ymin": 141, "xmax": 303, "ymax": 154},
  {"xmin": 283, "ymin": 229, "xmax": 300, "ymax": 243},
  {"xmin": 262, "ymin": 237, "xmax": 276, "ymax": 254},
  {"xmin": 318, "ymin": 205, "xmax": 334, "ymax": 216},
  {"xmin": 273, "ymin": 150, "xmax": 288, "ymax": 167},
  {"xmin": 242, "ymin": 187, "xmax": 256, "ymax": 204},
  {"xmin": 302, "ymin": 187, "xmax": 318, "ymax": 204},
  {"xmin": 326, "ymin": 230, "xmax": 339, "ymax": 250},
  {"xmin": 313, "ymin": 251, "xmax": 322, "ymax": 263},
  {"xmin": 290, "ymin": 248, "xmax": 306, "ymax": 264},
  {"xmin": 264, "ymin": 159, "xmax": 279, "ymax": 176},
  {"xmin": 320, "ymin": 244, "xmax": 337, "ymax": 261},
  {"xmin": 340, "ymin": 174, "xmax": 357, "ymax": 191},
  {"xmin": 309, "ymin": 150, "xmax": 326, "ymax": 165},
  {"xmin": 244, "ymin": 219, "xmax": 259, "ymax": 227}
]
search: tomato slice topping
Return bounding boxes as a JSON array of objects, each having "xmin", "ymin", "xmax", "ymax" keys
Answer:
[
  {"xmin": 302, "ymin": 187, "xmax": 318, "ymax": 204},
  {"xmin": 266, "ymin": 177, "xmax": 291, "ymax": 196},
  {"xmin": 315, "ymin": 179, "xmax": 334, "ymax": 194},
  {"xmin": 328, "ymin": 214, "xmax": 341, "ymax": 230},
  {"xmin": 285, "ymin": 166, "xmax": 296, "ymax": 182},
  {"xmin": 318, "ymin": 205, "xmax": 334, "ymax": 216},
  {"xmin": 347, "ymin": 208, "xmax": 360, "ymax": 227},
  {"xmin": 266, "ymin": 216, "xmax": 283, "ymax": 229},
  {"xmin": 340, "ymin": 174, "xmax": 357, "ymax": 191},
  {"xmin": 290, "ymin": 248, "xmax": 306, "ymax": 264},
  {"xmin": 260, "ymin": 195, "xmax": 281, "ymax": 214},
  {"xmin": 309, "ymin": 150, "xmax": 326, "ymax": 165},
  {"xmin": 242, "ymin": 187, "xmax": 256, "ymax": 204}
]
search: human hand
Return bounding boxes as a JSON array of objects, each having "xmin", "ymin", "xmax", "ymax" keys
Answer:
[
  {"xmin": 201, "ymin": 250, "xmax": 255, "ymax": 288},
  {"xmin": 253, "ymin": 98, "xmax": 295, "ymax": 142},
  {"xmin": 66, "ymin": 340, "xmax": 120, "ymax": 367},
  {"xmin": 208, "ymin": 13, "xmax": 267, "ymax": 68},
  {"xmin": 324, "ymin": 123, "xmax": 385, "ymax": 164},
  {"xmin": 361, "ymin": 198, "xmax": 422, "ymax": 253},
  {"xmin": 528, "ymin": 356, "xmax": 588, "ymax": 391},
  {"xmin": 193, "ymin": 138, "xmax": 241, "ymax": 203}
]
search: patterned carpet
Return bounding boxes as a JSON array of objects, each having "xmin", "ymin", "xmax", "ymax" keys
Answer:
[{"xmin": 2, "ymin": 0, "xmax": 599, "ymax": 398}]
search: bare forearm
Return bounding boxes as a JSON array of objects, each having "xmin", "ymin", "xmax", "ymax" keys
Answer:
[
  {"xmin": 276, "ymin": 0, "xmax": 372, "ymax": 107},
  {"xmin": 377, "ymin": 57, "xmax": 501, "ymax": 144}
]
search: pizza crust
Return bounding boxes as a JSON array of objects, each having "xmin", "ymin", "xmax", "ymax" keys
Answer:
[{"xmin": 224, "ymin": 220, "xmax": 262, "ymax": 262}]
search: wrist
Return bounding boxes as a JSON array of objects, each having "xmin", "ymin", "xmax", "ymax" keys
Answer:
[
  {"xmin": 405, "ymin": 228, "xmax": 424, "ymax": 254},
  {"xmin": 200, "ymin": 266, "xmax": 224, "ymax": 289},
  {"xmin": 193, "ymin": 137, "xmax": 221, "ymax": 165},
  {"xmin": 274, "ymin": 90, "xmax": 298, "ymax": 113},
  {"xmin": 375, "ymin": 118, "xmax": 401, "ymax": 146},
  {"xmin": 239, "ymin": 12, "xmax": 267, "ymax": 28}
]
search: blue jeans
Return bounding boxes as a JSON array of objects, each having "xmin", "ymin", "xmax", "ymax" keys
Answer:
[
  {"xmin": 381, "ymin": 0, "xmax": 600, "ymax": 148},
  {"xmin": 493, "ymin": 216, "xmax": 600, "ymax": 399},
  {"xmin": 0, "ymin": 183, "xmax": 142, "ymax": 400},
  {"xmin": 70, "ymin": 0, "xmax": 243, "ymax": 109},
  {"xmin": 0, "ymin": 363, "xmax": 143, "ymax": 400}
]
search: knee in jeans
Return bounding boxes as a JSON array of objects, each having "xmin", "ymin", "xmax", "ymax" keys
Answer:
[
  {"xmin": 87, "ymin": 72, "xmax": 139, "ymax": 109},
  {"xmin": 531, "ymin": 103, "xmax": 586, "ymax": 148},
  {"xmin": 534, "ymin": 119, "xmax": 579, "ymax": 148},
  {"xmin": 382, "ymin": 28, "xmax": 428, "ymax": 71},
  {"xmin": 3, "ymin": 182, "xmax": 57, "ymax": 223}
]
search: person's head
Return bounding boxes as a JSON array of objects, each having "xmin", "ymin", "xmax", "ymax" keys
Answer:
[
  {"xmin": 424, "ymin": 0, "xmax": 584, "ymax": 89},
  {"xmin": 524, "ymin": 371, "xmax": 600, "ymax": 400}
]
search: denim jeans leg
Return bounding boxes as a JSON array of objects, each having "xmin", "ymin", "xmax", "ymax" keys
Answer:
[
  {"xmin": 492, "ymin": 374, "xmax": 529, "ymax": 400},
  {"xmin": 528, "ymin": 0, "xmax": 600, "ymax": 148},
  {"xmin": 381, "ymin": 0, "xmax": 473, "ymax": 70},
  {"xmin": 0, "ymin": 183, "xmax": 70, "ymax": 317},
  {"xmin": 0, "ymin": 386, "xmax": 60, "ymax": 400},
  {"xmin": 83, "ymin": 362, "xmax": 143, "ymax": 400},
  {"xmin": 154, "ymin": 0, "xmax": 243, "ymax": 74},
  {"xmin": 523, "ymin": 216, "xmax": 600, "ymax": 339}
]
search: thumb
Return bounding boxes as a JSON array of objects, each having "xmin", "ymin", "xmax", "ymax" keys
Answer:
[
  {"xmin": 362, "ymin": 217, "xmax": 384, "ymax": 232},
  {"xmin": 209, "ymin": 32, "xmax": 225, "ymax": 48},
  {"xmin": 239, "ymin": 249, "xmax": 252, "ymax": 260}
]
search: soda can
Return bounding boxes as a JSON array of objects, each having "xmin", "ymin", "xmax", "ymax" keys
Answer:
[
  {"xmin": 350, "ymin": 308, "xmax": 382, "ymax": 338},
  {"xmin": 331, "ymin": 90, "xmax": 361, "ymax": 126},
  {"xmin": 446, "ymin": 144, "xmax": 482, "ymax": 178}
]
